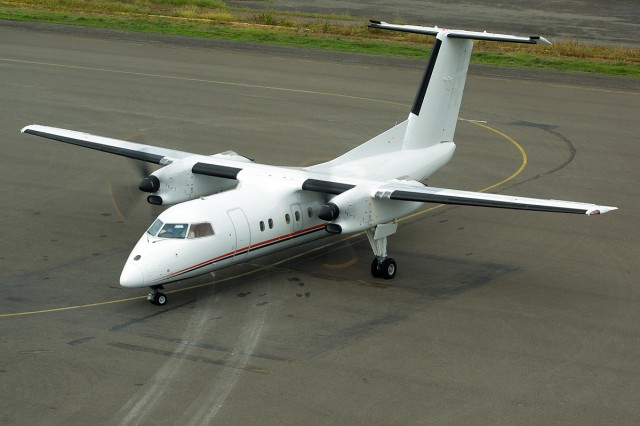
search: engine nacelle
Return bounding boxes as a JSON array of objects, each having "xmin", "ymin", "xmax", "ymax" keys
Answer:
[
  {"xmin": 319, "ymin": 182, "xmax": 425, "ymax": 234},
  {"xmin": 318, "ymin": 186, "xmax": 376, "ymax": 234},
  {"xmin": 139, "ymin": 155, "xmax": 242, "ymax": 205}
]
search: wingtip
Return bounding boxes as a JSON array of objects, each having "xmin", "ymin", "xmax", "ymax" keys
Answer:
[
  {"xmin": 21, "ymin": 124, "xmax": 46, "ymax": 134},
  {"xmin": 536, "ymin": 36, "xmax": 552, "ymax": 46},
  {"xmin": 587, "ymin": 206, "xmax": 618, "ymax": 215}
]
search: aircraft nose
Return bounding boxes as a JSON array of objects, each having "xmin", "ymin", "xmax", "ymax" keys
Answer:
[{"xmin": 120, "ymin": 262, "xmax": 145, "ymax": 288}]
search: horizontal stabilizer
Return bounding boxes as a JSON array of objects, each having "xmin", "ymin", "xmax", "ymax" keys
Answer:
[{"xmin": 369, "ymin": 21, "xmax": 551, "ymax": 45}]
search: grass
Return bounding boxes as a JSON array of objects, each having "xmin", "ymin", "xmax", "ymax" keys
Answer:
[{"xmin": 0, "ymin": 0, "xmax": 638, "ymax": 78}]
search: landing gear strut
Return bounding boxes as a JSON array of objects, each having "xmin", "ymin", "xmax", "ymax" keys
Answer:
[
  {"xmin": 366, "ymin": 223, "xmax": 398, "ymax": 280},
  {"xmin": 147, "ymin": 285, "xmax": 167, "ymax": 306}
]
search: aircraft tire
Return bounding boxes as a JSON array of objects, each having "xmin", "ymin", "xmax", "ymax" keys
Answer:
[
  {"xmin": 371, "ymin": 258, "xmax": 383, "ymax": 278},
  {"xmin": 381, "ymin": 258, "xmax": 397, "ymax": 280},
  {"xmin": 156, "ymin": 293, "xmax": 167, "ymax": 306}
]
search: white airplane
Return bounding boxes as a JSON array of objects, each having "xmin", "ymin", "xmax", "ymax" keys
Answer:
[{"xmin": 22, "ymin": 21, "xmax": 616, "ymax": 305}]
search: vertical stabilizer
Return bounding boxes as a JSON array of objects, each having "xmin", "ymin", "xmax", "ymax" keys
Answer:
[
  {"xmin": 369, "ymin": 21, "xmax": 551, "ymax": 151},
  {"xmin": 403, "ymin": 34, "xmax": 472, "ymax": 149}
]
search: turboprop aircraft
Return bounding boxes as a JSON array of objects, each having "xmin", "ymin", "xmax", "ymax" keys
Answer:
[{"xmin": 22, "ymin": 21, "xmax": 616, "ymax": 305}]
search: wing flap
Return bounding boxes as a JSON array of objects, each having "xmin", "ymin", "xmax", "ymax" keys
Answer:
[{"xmin": 21, "ymin": 125, "xmax": 195, "ymax": 164}]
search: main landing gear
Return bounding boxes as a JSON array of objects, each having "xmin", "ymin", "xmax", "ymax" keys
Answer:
[
  {"xmin": 366, "ymin": 223, "xmax": 398, "ymax": 280},
  {"xmin": 371, "ymin": 257, "xmax": 397, "ymax": 279},
  {"xmin": 147, "ymin": 285, "xmax": 167, "ymax": 305}
]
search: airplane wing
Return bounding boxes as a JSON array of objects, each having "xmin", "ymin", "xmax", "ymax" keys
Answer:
[
  {"xmin": 301, "ymin": 177, "xmax": 617, "ymax": 216},
  {"xmin": 373, "ymin": 181, "xmax": 617, "ymax": 215},
  {"xmin": 21, "ymin": 125, "xmax": 196, "ymax": 165},
  {"xmin": 22, "ymin": 125, "xmax": 616, "ymax": 215}
]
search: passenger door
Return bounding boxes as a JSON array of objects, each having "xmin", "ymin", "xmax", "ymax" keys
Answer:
[{"xmin": 227, "ymin": 208, "xmax": 250, "ymax": 262}]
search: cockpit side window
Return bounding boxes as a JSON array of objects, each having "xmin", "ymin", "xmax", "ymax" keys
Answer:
[
  {"xmin": 188, "ymin": 222, "xmax": 214, "ymax": 239},
  {"xmin": 147, "ymin": 219, "xmax": 164, "ymax": 236},
  {"xmin": 158, "ymin": 223, "xmax": 188, "ymax": 239}
]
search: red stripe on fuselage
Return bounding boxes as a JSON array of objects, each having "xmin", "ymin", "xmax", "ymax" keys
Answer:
[{"xmin": 158, "ymin": 223, "xmax": 327, "ymax": 281}]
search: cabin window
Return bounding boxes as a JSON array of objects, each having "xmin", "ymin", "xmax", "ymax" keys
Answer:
[
  {"xmin": 295, "ymin": 211, "xmax": 301, "ymax": 221},
  {"xmin": 147, "ymin": 219, "xmax": 164, "ymax": 236},
  {"xmin": 188, "ymin": 222, "xmax": 214, "ymax": 239},
  {"xmin": 268, "ymin": 218, "xmax": 273, "ymax": 229},
  {"xmin": 260, "ymin": 221, "xmax": 265, "ymax": 232},
  {"xmin": 307, "ymin": 207, "xmax": 313, "ymax": 218},
  {"xmin": 285, "ymin": 213, "xmax": 291, "ymax": 224},
  {"xmin": 158, "ymin": 223, "xmax": 188, "ymax": 239}
]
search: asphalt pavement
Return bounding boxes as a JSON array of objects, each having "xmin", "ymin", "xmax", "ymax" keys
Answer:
[{"xmin": 1, "ymin": 22, "xmax": 639, "ymax": 425}]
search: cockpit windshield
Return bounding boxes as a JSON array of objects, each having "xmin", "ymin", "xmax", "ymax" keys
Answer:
[
  {"xmin": 147, "ymin": 219, "xmax": 163, "ymax": 236},
  {"xmin": 158, "ymin": 223, "xmax": 188, "ymax": 239},
  {"xmin": 146, "ymin": 219, "xmax": 214, "ymax": 239}
]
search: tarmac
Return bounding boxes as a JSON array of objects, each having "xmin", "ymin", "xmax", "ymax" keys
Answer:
[{"xmin": 1, "ymin": 20, "xmax": 639, "ymax": 425}]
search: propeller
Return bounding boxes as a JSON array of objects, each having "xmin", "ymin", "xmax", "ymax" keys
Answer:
[
  {"xmin": 108, "ymin": 130, "xmax": 161, "ymax": 220},
  {"xmin": 138, "ymin": 173, "xmax": 159, "ymax": 193}
]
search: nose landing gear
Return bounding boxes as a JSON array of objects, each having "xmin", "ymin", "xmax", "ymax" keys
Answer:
[{"xmin": 147, "ymin": 285, "xmax": 167, "ymax": 305}]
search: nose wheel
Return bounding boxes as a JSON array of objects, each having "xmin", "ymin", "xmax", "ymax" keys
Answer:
[{"xmin": 147, "ymin": 285, "xmax": 167, "ymax": 305}]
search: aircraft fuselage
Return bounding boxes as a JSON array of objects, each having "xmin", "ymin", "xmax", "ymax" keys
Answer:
[{"xmin": 120, "ymin": 185, "xmax": 331, "ymax": 288}]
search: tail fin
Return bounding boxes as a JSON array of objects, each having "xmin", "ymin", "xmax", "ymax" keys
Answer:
[
  {"xmin": 403, "ymin": 33, "xmax": 472, "ymax": 150},
  {"xmin": 369, "ymin": 21, "xmax": 551, "ymax": 150},
  {"xmin": 307, "ymin": 23, "xmax": 549, "ymax": 178}
]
